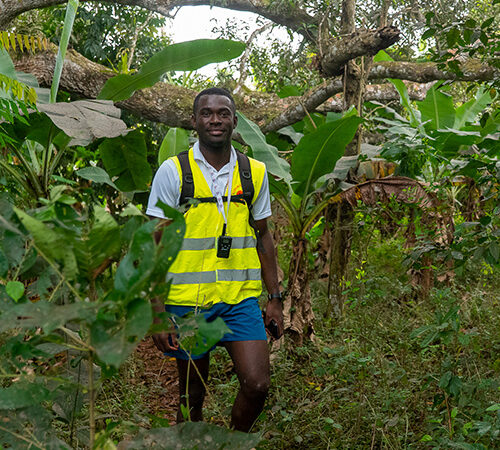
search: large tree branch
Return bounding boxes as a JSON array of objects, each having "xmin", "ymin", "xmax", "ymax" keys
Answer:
[
  {"xmin": 319, "ymin": 82, "xmax": 434, "ymax": 112},
  {"xmin": 13, "ymin": 47, "xmax": 499, "ymax": 133},
  {"xmin": 319, "ymin": 26, "xmax": 401, "ymax": 76},
  {"xmin": 0, "ymin": 0, "xmax": 317, "ymax": 40},
  {"xmin": 370, "ymin": 60, "xmax": 499, "ymax": 82}
]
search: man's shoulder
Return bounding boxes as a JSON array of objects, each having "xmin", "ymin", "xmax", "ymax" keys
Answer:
[{"xmin": 244, "ymin": 154, "xmax": 266, "ymax": 174}]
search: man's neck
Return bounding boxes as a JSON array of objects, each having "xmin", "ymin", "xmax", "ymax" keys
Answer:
[{"xmin": 199, "ymin": 144, "xmax": 232, "ymax": 171}]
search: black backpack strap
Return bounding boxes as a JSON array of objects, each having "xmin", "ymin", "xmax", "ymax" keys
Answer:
[
  {"xmin": 236, "ymin": 151, "xmax": 254, "ymax": 207},
  {"xmin": 177, "ymin": 150, "xmax": 194, "ymax": 206},
  {"xmin": 236, "ymin": 151, "xmax": 265, "ymax": 252}
]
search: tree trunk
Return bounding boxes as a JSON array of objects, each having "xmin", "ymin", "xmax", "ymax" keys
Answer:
[
  {"xmin": 325, "ymin": 203, "xmax": 354, "ymax": 318},
  {"xmin": 283, "ymin": 238, "xmax": 314, "ymax": 346}
]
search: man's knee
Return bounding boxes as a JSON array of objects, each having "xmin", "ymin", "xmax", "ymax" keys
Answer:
[{"xmin": 240, "ymin": 373, "xmax": 270, "ymax": 398}]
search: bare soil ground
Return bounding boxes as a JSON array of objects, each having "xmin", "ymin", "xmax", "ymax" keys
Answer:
[{"xmin": 135, "ymin": 338, "xmax": 178, "ymax": 424}]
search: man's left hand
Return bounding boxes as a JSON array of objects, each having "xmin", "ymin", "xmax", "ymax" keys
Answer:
[{"xmin": 264, "ymin": 298, "xmax": 284, "ymax": 339}]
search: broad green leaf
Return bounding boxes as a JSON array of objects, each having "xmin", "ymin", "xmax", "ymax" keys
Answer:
[
  {"xmin": 236, "ymin": 112, "xmax": 291, "ymax": 183},
  {"xmin": 114, "ymin": 220, "xmax": 157, "ymax": 295},
  {"xmin": 0, "ymin": 47, "xmax": 17, "ymax": 79},
  {"xmin": 5, "ymin": 281, "xmax": 24, "ymax": 301},
  {"xmin": 389, "ymin": 78, "xmax": 421, "ymax": 127},
  {"xmin": 99, "ymin": 129, "xmax": 152, "ymax": 192},
  {"xmin": 418, "ymin": 85, "xmax": 455, "ymax": 130},
  {"xmin": 158, "ymin": 127, "xmax": 189, "ymax": 166},
  {"xmin": 0, "ymin": 383, "xmax": 49, "ymax": 410},
  {"xmin": 278, "ymin": 85, "xmax": 302, "ymax": 98},
  {"xmin": 50, "ymin": 0, "xmax": 79, "ymax": 103},
  {"xmin": 277, "ymin": 126, "xmax": 303, "ymax": 144},
  {"xmin": 178, "ymin": 314, "xmax": 231, "ymax": 356},
  {"xmin": 454, "ymin": 87, "xmax": 495, "ymax": 129},
  {"xmin": 98, "ymin": 39, "xmax": 245, "ymax": 102},
  {"xmin": 74, "ymin": 207, "xmax": 120, "ymax": 280},
  {"xmin": 76, "ymin": 166, "xmax": 119, "ymax": 190},
  {"xmin": 152, "ymin": 201, "xmax": 186, "ymax": 281},
  {"xmin": 92, "ymin": 297, "xmax": 152, "ymax": 368},
  {"xmin": 433, "ymin": 129, "xmax": 482, "ymax": 156},
  {"xmin": 291, "ymin": 116, "xmax": 362, "ymax": 197},
  {"xmin": 118, "ymin": 422, "xmax": 261, "ymax": 449},
  {"xmin": 0, "ymin": 301, "xmax": 96, "ymax": 333},
  {"xmin": 14, "ymin": 208, "xmax": 78, "ymax": 280}
]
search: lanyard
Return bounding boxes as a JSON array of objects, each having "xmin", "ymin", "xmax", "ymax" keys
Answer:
[{"xmin": 209, "ymin": 154, "xmax": 235, "ymax": 229}]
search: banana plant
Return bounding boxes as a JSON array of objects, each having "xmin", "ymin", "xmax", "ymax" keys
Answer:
[{"xmin": 237, "ymin": 111, "xmax": 361, "ymax": 344}]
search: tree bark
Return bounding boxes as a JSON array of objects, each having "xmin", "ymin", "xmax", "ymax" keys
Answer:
[
  {"xmin": 320, "ymin": 27, "xmax": 400, "ymax": 77},
  {"xmin": 0, "ymin": 0, "xmax": 317, "ymax": 40},
  {"xmin": 12, "ymin": 46, "xmax": 499, "ymax": 132}
]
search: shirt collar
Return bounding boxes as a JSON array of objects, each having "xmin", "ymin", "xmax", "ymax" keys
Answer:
[{"xmin": 193, "ymin": 141, "xmax": 236, "ymax": 174}]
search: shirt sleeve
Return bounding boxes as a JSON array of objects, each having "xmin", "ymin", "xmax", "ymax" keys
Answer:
[
  {"xmin": 252, "ymin": 168, "xmax": 272, "ymax": 221},
  {"xmin": 146, "ymin": 158, "xmax": 181, "ymax": 219}
]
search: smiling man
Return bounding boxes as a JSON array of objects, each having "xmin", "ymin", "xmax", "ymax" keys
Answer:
[{"xmin": 146, "ymin": 87, "xmax": 283, "ymax": 432}]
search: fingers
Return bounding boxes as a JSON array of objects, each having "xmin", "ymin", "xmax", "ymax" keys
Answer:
[{"xmin": 152, "ymin": 333, "xmax": 179, "ymax": 352}]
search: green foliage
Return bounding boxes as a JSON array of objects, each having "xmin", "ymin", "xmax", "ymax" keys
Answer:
[
  {"xmin": 98, "ymin": 39, "xmax": 246, "ymax": 102},
  {"xmin": 236, "ymin": 112, "xmax": 291, "ymax": 183},
  {"xmin": 99, "ymin": 129, "xmax": 152, "ymax": 192},
  {"xmin": 50, "ymin": 0, "xmax": 79, "ymax": 103},
  {"xmin": 158, "ymin": 127, "xmax": 189, "ymax": 166}
]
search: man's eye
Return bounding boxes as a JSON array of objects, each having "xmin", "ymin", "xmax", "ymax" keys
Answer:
[
  {"xmin": 201, "ymin": 111, "xmax": 210, "ymax": 117},
  {"xmin": 220, "ymin": 112, "xmax": 229, "ymax": 117}
]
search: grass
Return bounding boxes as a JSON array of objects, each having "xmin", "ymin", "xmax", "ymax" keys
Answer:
[{"xmin": 93, "ymin": 230, "xmax": 499, "ymax": 449}]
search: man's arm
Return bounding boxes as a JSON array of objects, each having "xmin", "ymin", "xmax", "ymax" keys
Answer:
[{"xmin": 255, "ymin": 218, "xmax": 284, "ymax": 338}]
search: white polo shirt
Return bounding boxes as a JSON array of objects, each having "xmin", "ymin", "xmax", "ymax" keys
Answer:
[{"xmin": 146, "ymin": 142, "xmax": 272, "ymax": 220}]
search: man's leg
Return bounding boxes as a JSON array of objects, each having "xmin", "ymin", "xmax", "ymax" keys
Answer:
[
  {"xmin": 176, "ymin": 356, "xmax": 210, "ymax": 423},
  {"xmin": 223, "ymin": 340, "xmax": 270, "ymax": 432}
]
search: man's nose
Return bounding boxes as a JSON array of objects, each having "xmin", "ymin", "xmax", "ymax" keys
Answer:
[{"xmin": 209, "ymin": 113, "xmax": 222, "ymax": 123}]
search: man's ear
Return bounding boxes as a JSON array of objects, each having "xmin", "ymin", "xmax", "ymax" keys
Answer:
[
  {"xmin": 233, "ymin": 114, "xmax": 238, "ymax": 127},
  {"xmin": 191, "ymin": 114, "xmax": 196, "ymax": 128}
]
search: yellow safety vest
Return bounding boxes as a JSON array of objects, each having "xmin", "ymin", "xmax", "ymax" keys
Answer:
[{"xmin": 165, "ymin": 149, "xmax": 266, "ymax": 307}]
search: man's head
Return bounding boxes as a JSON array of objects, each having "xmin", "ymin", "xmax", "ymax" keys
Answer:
[
  {"xmin": 193, "ymin": 87, "xmax": 236, "ymax": 116},
  {"xmin": 191, "ymin": 88, "xmax": 238, "ymax": 151}
]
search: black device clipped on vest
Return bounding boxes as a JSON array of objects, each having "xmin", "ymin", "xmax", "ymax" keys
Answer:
[{"xmin": 217, "ymin": 223, "xmax": 232, "ymax": 258}]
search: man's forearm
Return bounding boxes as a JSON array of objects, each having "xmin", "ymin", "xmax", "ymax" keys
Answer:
[{"xmin": 257, "ymin": 226, "xmax": 280, "ymax": 295}]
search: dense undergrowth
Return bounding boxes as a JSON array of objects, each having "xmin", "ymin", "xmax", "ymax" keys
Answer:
[{"xmin": 97, "ymin": 230, "xmax": 499, "ymax": 449}]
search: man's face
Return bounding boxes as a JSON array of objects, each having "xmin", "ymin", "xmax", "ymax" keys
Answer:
[{"xmin": 192, "ymin": 95, "xmax": 237, "ymax": 150}]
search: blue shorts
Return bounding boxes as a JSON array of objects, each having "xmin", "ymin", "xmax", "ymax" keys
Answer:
[{"xmin": 164, "ymin": 297, "xmax": 267, "ymax": 360}]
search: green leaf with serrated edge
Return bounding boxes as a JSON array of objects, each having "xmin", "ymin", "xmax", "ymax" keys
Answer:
[
  {"xmin": 114, "ymin": 220, "xmax": 157, "ymax": 295},
  {"xmin": 91, "ymin": 297, "xmax": 152, "ymax": 368},
  {"xmin": 158, "ymin": 127, "xmax": 189, "ymax": 166},
  {"xmin": 291, "ymin": 115, "xmax": 362, "ymax": 197},
  {"xmin": 99, "ymin": 129, "xmax": 152, "ymax": 192},
  {"xmin": 14, "ymin": 208, "xmax": 78, "ymax": 280},
  {"xmin": 151, "ymin": 201, "xmax": 185, "ymax": 281},
  {"xmin": 236, "ymin": 111, "xmax": 291, "ymax": 183},
  {"xmin": 98, "ymin": 39, "xmax": 245, "ymax": 102},
  {"xmin": 178, "ymin": 314, "xmax": 231, "ymax": 356},
  {"xmin": 74, "ymin": 207, "xmax": 120, "ymax": 280},
  {"xmin": 0, "ymin": 383, "xmax": 49, "ymax": 409},
  {"xmin": 0, "ymin": 301, "xmax": 96, "ymax": 334},
  {"xmin": 5, "ymin": 281, "xmax": 24, "ymax": 301},
  {"xmin": 77, "ymin": 166, "xmax": 119, "ymax": 190}
]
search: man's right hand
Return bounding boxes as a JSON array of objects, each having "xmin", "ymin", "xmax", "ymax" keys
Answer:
[{"xmin": 152, "ymin": 331, "xmax": 179, "ymax": 353}]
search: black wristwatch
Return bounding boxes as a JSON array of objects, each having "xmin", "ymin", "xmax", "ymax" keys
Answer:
[{"xmin": 268, "ymin": 292, "xmax": 283, "ymax": 302}]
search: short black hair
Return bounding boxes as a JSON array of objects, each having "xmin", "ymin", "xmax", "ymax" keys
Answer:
[{"xmin": 193, "ymin": 87, "xmax": 236, "ymax": 115}]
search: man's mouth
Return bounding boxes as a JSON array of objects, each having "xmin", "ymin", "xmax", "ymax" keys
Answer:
[{"xmin": 208, "ymin": 130, "xmax": 224, "ymax": 136}]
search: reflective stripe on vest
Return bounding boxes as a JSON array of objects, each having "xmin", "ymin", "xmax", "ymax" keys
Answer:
[{"xmin": 165, "ymin": 148, "xmax": 266, "ymax": 307}]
